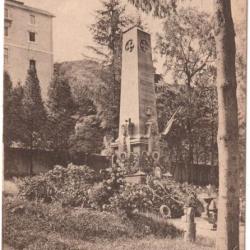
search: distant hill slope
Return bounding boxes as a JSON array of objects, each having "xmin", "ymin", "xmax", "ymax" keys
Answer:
[{"xmin": 56, "ymin": 59, "xmax": 103, "ymax": 89}]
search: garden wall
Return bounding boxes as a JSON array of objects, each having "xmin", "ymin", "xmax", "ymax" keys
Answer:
[
  {"xmin": 169, "ymin": 162, "xmax": 218, "ymax": 186},
  {"xmin": 4, "ymin": 147, "xmax": 109, "ymax": 178}
]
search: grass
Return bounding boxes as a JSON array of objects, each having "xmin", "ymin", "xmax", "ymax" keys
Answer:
[
  {"xmin": 78, "ymin": 237, "xmax": 214, "ymax": 250},
  {"xmin": 2, "ymin": 180, "xmax": 215, "ymax": 250},
  {"xmin": 15, "ymin": 235, "xmax": 214, "ymax": 250},
  {"xmin": 3, "ymin": 197, "xmax": 187, "ymax": 249}
]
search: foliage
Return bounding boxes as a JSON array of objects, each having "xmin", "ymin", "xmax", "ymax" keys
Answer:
[
  {"xmin": 18, "ymin": 164, "xmax": 98, "ymax": 207},
  {"xmin": 107, "ymin": 178, "xmax": 203, "ymax": 218},
  {"xmin": 3, "ymin": 71, "xmax": 13, "ymax": 146},
  {"xmin": 108, "ymin": 183, "xmax": 155, "ymax": 215},
  {"xmin": 154, "ymin": 8, "xmax": 216, "ymax": 183},
  {"xmin": 69, "ymin": 115, "xmax": 104, "ymax": 155},
  {"xmin": 88, "ymin": 164, "xmax": 126, "ymax": 210},
  {"xmin": 71, "ymin": 83, "xmax": 97, "ymax": 117},
  {"xmin": 22, "ymin": 66, "xmax": 47, "ymax": 150},
  {"xmin": 128, "ymin": 0, "xmax": 177, "ymax": 17},
  {"xmin": 155, "ymin": 8, "xmax": 216, "ymax": 87},
  {"xmin": 52, "ymin": 61, "xmax": 106, "ymax": 155},
  {"xmin": 129, "ymin": 213, "xmax": 183, "ymax": 238},
  {"xmin": 156, "ymin": 82, "xmax": 218, "ymax": 183},
  {"xmin": 18, "ymin": 160, "xmax": 205, "ymax": 218},
  {"xmin": 9, "ymin": 82, "xmax": 25, "ymax": 145},
  {"xmin": 46, "ymin": 66, "xmax": 75, "ymax": 152}
]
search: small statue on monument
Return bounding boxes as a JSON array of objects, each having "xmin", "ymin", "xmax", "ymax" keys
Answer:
[
  {"xmin": 145, "ymin": 118, "xmax": 159, "ymax": 154},
  {"xmin": 120, "ymin": 118, "xmax": 134, "ymax": 155}
]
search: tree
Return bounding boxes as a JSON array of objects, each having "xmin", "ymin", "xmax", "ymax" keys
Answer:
[
  {"xmin": 3, "ymin": 71, "xmax": 13, "ymax": 146},
  {"xmin": 155, "ymin": 8, "xmax": 216, "ymax": 183},
  {"xmin": 89, "ymin": 0, "xmax": 133, "ymax": 138},
  {"xmin": 214, "ymin": 2, "xmax": 240, "ymax": 249},
  {"xmin": 71, "ymin": 83, "xmax": 97, "ymax": 117},
  {"xmin": 46, "ymin": 66, "xmax": 75, "ymax": 154},
  {"xmin": 155, "ymin": 8, "xmax": 216, "ymax": 87},
  {"xmin": 22, "ymin": 66, "xmax": 47, "ymax": 175},
  {"xmin": 156, "ymin": 82, "xmax": 218, "ymax": 184},
  {"xmin": 9, "ymin": 82, "xmax": 25, "ymax": 146},
  {"xmin": 69, "ymin": 115, "xmax": 104, "ymax": 155},
  {"xmin": 128, "ymin": 0, "xmax": 240, "ymax": 249}
]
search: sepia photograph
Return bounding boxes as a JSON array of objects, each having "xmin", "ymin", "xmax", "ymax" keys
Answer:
[{"xmin": 2, "ymin": 0, "xmax": 247, "ymax": 249}]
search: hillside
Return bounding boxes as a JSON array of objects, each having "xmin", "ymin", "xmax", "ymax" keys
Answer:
[{"xmin": 56, "ymin": 59, "xmax": 103, "ymax": 89}]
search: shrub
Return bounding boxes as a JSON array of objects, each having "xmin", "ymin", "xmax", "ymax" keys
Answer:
[
  {"xmin": 129, "ymin": 212, "xmax": 183, "ymax": 238},
  {"xmin": 17, "ymin": 161, "xmax": 204, "ymax": 218},
  {"xmin": 88, "ymin": 164, "xmax": 126, "ymax": 210},
  {"xmin": 106, "ymin": 178, "xmax": 203, "ymax": 218},
  {"xmin": 18, "ymin": 164, "xmax": 97, "ymax": 207},
  {"xmin": 88, "ymin": 183, "xmax": 112, "ymax": 210},
  {"xmin": 107, "ymin": 184, "xmax": 155, "ymax": 215}
]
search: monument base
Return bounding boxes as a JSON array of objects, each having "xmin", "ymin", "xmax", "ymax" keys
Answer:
[{"xmin": 111, "ymin": 137, "xmax": 150, "ymax": 156}]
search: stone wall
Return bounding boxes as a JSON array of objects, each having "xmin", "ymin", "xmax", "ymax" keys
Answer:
[{"xmin": 4, "ymin": 147, "xmax": 109, "ymax": 178}]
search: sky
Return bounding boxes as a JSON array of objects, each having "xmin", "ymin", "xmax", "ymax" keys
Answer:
[{"xmin": 23, "ymin": 0, "xmax": 246, "ymax": 63}]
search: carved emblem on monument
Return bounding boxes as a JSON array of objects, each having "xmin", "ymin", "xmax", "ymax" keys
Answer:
[
  {"xmin": 140, "ymin": 39, "xmax": 149, "ymax": 52},
  {"xmin": 125, "ymin": 39, "xmax": 134, "ymax": 52}
]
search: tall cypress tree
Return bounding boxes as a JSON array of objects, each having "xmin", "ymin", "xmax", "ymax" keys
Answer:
[
  {"xmin": 11, "ymin": 82, "xmax": 25, "ymax": 145},
  {"xmin": 46, "ymin": 65, "xmax": 75, "ymax": 155},
  {"xmin": 3, "ymin": 71, "xmax": 13, "ymax": 146},
  {"xmin": 22, "ymin": 65, "xmax": 47, "ymax": 174}
]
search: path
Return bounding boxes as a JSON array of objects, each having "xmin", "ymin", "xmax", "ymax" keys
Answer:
[{"xmin": 169, "ymin": 217, "xmax": 245, "ymax": 250}]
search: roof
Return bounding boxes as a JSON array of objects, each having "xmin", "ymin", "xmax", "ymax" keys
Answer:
[{"xmin": 5, "ymin": 0, "xmax": 55, "ymax": 17}]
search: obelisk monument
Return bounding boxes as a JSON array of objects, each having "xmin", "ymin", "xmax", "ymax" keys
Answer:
[{"xmin": 112, "ymin": 26, "xmax": 160, "ymax": 159}]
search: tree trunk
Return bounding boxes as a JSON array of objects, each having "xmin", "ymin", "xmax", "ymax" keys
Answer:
[
  {"xmin": 186, "ymin": 84, "xmax": 194, "ymax": 184},
  {"xmin": 210, "ymin": 119, "xmax": 215, "ymax": 184},
  {"xmin": 214, "ymin": 1, "xmax": 240, "ymax": 249},
  {"xmin": 29, "ymin": 132, "xmax": 33, "ymax": 176}
]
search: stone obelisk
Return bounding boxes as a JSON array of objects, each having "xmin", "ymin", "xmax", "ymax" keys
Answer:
[{"xmin": 112, "ymin": 26, "xmax": 160, "ymax": 159}]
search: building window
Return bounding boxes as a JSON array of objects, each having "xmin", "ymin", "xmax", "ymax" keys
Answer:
[
  {"xmin": 30, "ymin": 15, "xmax": 35, "ymax": 24},
  {"xmin": 29, "ymin": 59, "xmax": 36, "ymax": 69},
  {"xmin": 29, "ymin": 32, "xmax": 36, "ymax": 42},
  {"xmin": 5, "ymin": 8, "xmax": 9, "ymax": 18},
  {"xmin": 4, "ymin": 48, "xmax": 9, "ymax": 64},
  {"xmin": 5, "ymin": 26, "xmax": 9, "ymax": 37}
]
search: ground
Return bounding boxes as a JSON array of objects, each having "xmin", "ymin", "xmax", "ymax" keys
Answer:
[
  {"xmin": 3, "ymin": 180, "xmax": 245, "ymax": 250},
  {"xmin": 169, "ymin": 217, "xmax": 245, "ymax": 250}
]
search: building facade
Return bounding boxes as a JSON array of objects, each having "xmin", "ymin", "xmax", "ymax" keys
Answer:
[{"xmin": 4, "ymin": 0, "xmax": 54, "ymax": 99}]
